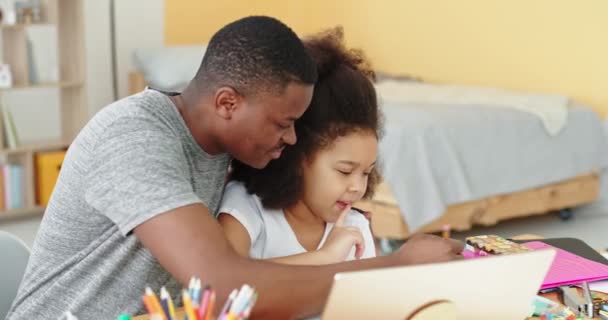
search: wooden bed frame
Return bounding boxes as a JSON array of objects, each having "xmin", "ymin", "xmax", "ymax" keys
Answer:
[
  {"xmin": 128, "ymin": 71, "xmax": 601, "ymax": 239},
  {"xmin": 356, "ymin": 173, "xmax": 599, "ymax": 239}
]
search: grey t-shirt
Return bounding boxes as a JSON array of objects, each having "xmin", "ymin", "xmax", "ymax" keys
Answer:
[{"xmin": 7, "ymin": 89, "xmax": 231, "ymax": 320}]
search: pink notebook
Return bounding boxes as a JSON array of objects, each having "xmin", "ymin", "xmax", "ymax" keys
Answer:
[{"xmin": 522, "ymin": 241, "xmax": 608, "ymax": 289}]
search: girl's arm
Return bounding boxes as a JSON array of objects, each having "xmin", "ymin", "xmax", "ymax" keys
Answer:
[
  {"xmin": 217, "ymin": 213, "xmax": 253, "ymax": 257},
  {"xmin": 219, "ymin": 209, "xmax": 366, "ymax": 266}
]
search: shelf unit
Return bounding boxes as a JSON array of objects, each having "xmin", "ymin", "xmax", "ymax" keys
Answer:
[{"xmin": 0, "ymin": 0, "xmax": 86, "ymax": 221}]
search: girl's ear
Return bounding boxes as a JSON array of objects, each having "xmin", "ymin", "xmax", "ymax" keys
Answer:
[{"xmin": 302, "ymin": 155, "xmax": 313, "ymax": 169}]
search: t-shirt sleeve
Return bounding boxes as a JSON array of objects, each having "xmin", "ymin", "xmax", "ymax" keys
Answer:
[
  {"xmin": 217, "ymin": 181, "xmax": 264, "ymax": 244},
  {"xmin": 346, "ymin": 211, "xmax": 377, "ymax": 259},
  {"xmin": 84, "ymin": 117, "xmax": 203, "ymax": 235}
]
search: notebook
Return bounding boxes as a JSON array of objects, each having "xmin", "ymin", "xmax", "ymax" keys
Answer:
[
  {"xmin": 522, "ymin": 241, "xmax": 608, "ymax": 289},
  {"xmin": 513, "ymin": 237, "xmax": 608, "ymax": 266},
  {"xmin": 322, "ymin": 250, "xmax": 556, "ymax": 320}
]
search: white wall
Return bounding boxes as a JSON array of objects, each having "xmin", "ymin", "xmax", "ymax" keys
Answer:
[
  {"xmin": 83, "ymin": 0, "xmax": 114, "ymax": 115},
  {"xmin": 83, "ymin": 0, "xmax": 163, "ymax": 113},
  {"xmin": 113, "ymin": 0, "xmax": 164, "ymax": 99}
]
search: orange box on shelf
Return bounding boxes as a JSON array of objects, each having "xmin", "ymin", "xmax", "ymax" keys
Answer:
[{"xmin": 35, "ymin": 150, "xmax": 66, "ymax": 206}]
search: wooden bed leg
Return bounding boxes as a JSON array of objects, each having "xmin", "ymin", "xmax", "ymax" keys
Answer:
[
  {"xmin": 378, "ymin": 238, "xmax": 393, "ymax": 255},
  {"xmin": 558, "ymin": 208, "xmax": 574, "ymax": 221},
  {"xmin": 377, "ymin": 238, "xmax": 407, "ymax": 255}
]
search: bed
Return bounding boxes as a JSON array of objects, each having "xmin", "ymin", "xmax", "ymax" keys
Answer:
[
  {"xmin": 128, "ymin": 46, "xmax": 608, "ymax": 239},
  {"xmin": 356, "ymin": 94, "xmax": 606, "ymax": 239}
]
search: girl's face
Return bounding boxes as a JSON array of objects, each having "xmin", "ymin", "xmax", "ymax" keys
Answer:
[{"xmin": 300, "ymin": 130, "xmax": 378, "ymax": 223}]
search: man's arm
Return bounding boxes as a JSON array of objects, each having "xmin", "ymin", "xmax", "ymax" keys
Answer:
[
  {"xmin": 135, "ymin": 204, "xmax": 463, "ymax": 319},
  {"xmin": 136, "ymin": 204, "xmax": 389, "ymax": 319}
]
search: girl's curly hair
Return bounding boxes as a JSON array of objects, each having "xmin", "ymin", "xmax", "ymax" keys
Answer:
[{"xmin": 230, "ymin": 27, "xmax": 383, "ymax": 209}]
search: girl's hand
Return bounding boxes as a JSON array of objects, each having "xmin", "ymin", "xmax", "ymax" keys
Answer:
[{"xmin": 319, "ymin": 207, "xmax": 365, "ymax": 263}]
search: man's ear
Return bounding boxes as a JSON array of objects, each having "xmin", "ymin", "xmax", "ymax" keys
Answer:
[{"xmin": 214, "ymin": 87, "xmax": 242, "ymax": 119}]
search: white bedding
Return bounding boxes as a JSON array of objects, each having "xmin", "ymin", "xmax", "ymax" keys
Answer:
[
  {"xmin": 378, "ymin": 102, "xmax": 608, "ymax": 231},
  {"xmin": 376, "ymin": 81, "xmax": 569, "ymax": 135},
  {"xmin": 133, "ymin": 45, "xmax": 206, "ymax": 92}
]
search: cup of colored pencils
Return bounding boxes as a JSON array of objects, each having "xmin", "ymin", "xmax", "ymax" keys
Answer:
[{"xmin": 142, "ymin": 277, "xmax": 258, "ymax": 320}]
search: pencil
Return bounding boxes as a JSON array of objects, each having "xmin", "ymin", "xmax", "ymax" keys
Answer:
[
  {"xmin": 204, "ymin": 290, "xmax": 216, "ymax": 320},
  {"xmin": 223, "ymin": 313, "xmax": 237, "ymax": 320},
  {"xmin": 192, "ymin": 279, "xmax": 202, "ymax": 308},
  {"xmin": 188, "ymin": 277, "xmax": 196, "ymax": 297},
  {"xmin": 218, "ymin": 289, "xmax": 238, "ymax": 318},
  {"xmin": 160, "ymin": 287, "xmax": 175, "ymax": 320},
  {"xmin": 230, "ymin": 285, "xmax": 252, "ymax": 315},
  {"xmin": 142, "ymin": 294, "xmax": 156, "ymax": 315},
  {"xmin": 182, "ymin": 290, "xmax": 198, "ymax": 320},
  {"xmin": 240, "ymin": 292, "xmax": 258, "ymax": 319},
  {"xmin": 145, "ymin": 287, "xmax": 166, "ymax": 320},
  {"xmin": 442, "ymin": 224, "xmax": 451, "ymax": 239},
  {"xmin": 198, "ymin": 286, "xmax": 211, "ymax": 319}
]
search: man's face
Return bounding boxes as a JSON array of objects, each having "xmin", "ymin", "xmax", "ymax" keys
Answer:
[{"xmin": 227, "ymin": 82, "xmax": 314, "ymax": 169}]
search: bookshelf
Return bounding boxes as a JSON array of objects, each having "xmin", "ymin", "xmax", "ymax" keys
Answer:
[
  {"xmin": 1, "ymin": 81, "xmax": 81, "ymax": 90},
  {"xmin": 0, "ymin": 0, "xmax": 86, "ymax": 221},
  {"xmin": 0, "ymin": 205, "xmax": 46, "ymax": 222}
]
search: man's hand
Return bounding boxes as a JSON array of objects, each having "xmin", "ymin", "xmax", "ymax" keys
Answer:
[{"xmin": 392, "ymin": 233, "xmax": 464, "ymax": 265}]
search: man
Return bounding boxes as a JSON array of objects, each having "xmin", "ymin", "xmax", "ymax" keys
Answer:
[{"xmin": 8, "ymin": 16, "xmax": 463, "ymax": 320}]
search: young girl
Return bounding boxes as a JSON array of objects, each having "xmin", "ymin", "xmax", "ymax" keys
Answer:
[{"xmin": 217, "ymin": 29, "xmax": 381, "ymax": 265}]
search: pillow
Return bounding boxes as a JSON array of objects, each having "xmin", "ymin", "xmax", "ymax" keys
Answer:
[
  {"xmin": 132, "ymin": 45, "xmax": 207, "ymax": 92},
  {"xmin": 375, "ymin": 71, "xmax": 423, "ymax": 83}
]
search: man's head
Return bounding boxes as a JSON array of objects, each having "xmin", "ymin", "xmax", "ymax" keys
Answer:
[{"xmin": 188, "ymin": 16, "xmax": 317, "ymax": 168}]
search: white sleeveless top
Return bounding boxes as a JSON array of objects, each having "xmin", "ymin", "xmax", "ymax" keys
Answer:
[{"xmin": 217, "ymin": 181, "xmax": 376, "ymax": 260}]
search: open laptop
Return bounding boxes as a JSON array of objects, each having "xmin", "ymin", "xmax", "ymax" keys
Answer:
[{"xmin": 322, "ymin": 249, "xmax": 556, "ymax": 320}]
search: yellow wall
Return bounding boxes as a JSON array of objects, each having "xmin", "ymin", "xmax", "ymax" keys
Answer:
[
  {"xmin": 164, "ymin": 1, "xmax": 288, "ymax": 45},
  {"xmin": 165, "ymin": 0, "xmax": 608, "ymax": 116}
]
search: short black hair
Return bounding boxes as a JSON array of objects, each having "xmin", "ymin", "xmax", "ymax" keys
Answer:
[
  {"xmin": 194, "ymin": 16, "xmax": 317, "ymax": 96},
  {"xmin": 230, "ymin": 27, "xmax": 382, "ymax": 209}
]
